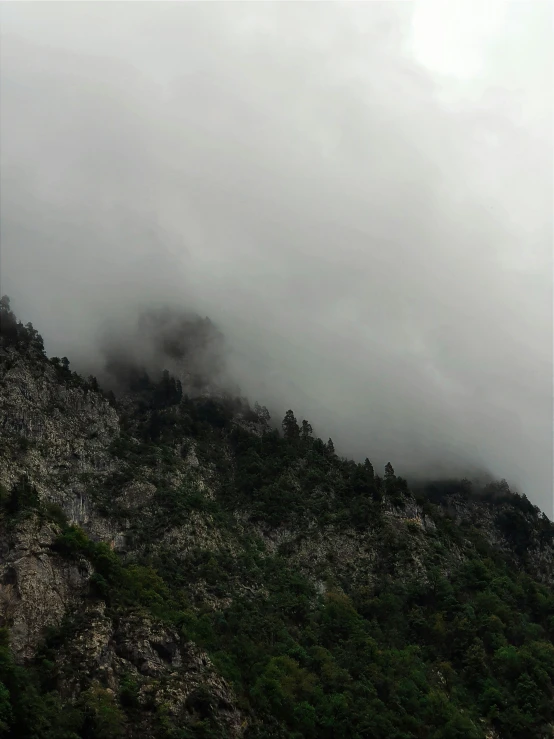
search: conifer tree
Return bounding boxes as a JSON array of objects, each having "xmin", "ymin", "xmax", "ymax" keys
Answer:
[{"xmin": 282, "ymin": 410, "xmax": 300, "ymax": 440}]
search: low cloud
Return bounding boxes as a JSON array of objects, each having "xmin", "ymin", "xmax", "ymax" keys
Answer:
[{"xmin": 0, "ymin": 3, "xmax": 552, "ymax": 511}]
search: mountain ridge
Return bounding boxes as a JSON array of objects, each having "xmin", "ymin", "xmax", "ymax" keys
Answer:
[{"xmin": 0, "ymin": 296, "xmax": 553, "ymax": 739}]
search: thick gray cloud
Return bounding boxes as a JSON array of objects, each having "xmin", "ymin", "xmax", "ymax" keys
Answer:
[{"xmin": 0, "ymin": 3, "xmax": 552, "ymax": 511}]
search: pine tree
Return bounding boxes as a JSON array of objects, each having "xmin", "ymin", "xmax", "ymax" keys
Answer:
[
  {"xmin": 282, "ymin": 410, "xmax": 300, "ymax": 440},
  {"xmin": 301, "ymin": 420, "xmax": 313, "ymax": 441},
  {"xmin": 364, "ymin": 458, "xmax": 374, "ymax": 479}
]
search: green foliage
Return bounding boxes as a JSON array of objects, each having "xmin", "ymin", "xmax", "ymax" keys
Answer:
[
  {"xmin": 496, "ymin": 509, "xmax": 534, "ymax": 556},
  {"xmin": 118, "ymin": 674, "xmax": 139, "ymax": 709},
  {"xmin": 4, "ymin": 482, "xmax": 554, "ymax": 739},
  {"xmin": 223, "ymin": 413, "xmax": 382, "ymax": 529},
  {"xmin": 0, "ymin": 627, "xmax": 83, "ymax": 738},
  {"xmin": 78, "ymin": 685, "xmax": 125, "ymax": 739}
]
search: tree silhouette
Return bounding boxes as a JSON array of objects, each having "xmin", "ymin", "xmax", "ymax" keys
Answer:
[
  {"xmin": 301, "ymin": 420, "xmax": 313, "ymax": 441},
  {"xmin": 282, "ymin": 410, "xmax": 300, "ymax": 440}
]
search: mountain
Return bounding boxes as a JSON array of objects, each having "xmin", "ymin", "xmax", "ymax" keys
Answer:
[{"xmin": 0, "ymin": 295, "xmax": 553, "ymax": 739}]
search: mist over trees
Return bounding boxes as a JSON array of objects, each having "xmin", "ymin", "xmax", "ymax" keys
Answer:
[{"xmin": 1, "ymin": 3, "xmax": 552, "ymax": 510}]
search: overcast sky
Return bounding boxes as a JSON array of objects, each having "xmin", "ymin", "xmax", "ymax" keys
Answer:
[{"xmin": 1, "ymin": 2, "xmax": 552, "ymax": 512}]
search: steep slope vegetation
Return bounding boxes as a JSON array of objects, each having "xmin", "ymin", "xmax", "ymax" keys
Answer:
[{"xmin": 0, "ymin": 296, "xmax": 553, "ymax": 739}]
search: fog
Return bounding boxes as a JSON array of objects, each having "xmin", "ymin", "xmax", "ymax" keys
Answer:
[{"xmin": 0, "ymin": 3, "xmax": 552, "ymax": 512}]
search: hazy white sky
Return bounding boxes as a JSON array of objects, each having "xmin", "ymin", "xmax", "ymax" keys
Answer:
[{"xmin": 1, "ymin": 2, "xmax": 552, "ymax": 512}]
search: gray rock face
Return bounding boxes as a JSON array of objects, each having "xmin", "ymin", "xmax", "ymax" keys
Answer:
[
  {"xmin": 0, "ymin": 343, "xmax": 247, "ymax": 735},
  {"xmin": 0, "ymin": 348, "xmax": 121, "ymax": 659},
  {"xmin": 54, "ymin": 604, "xmax": 245, "ymax": 738},
  {"xmin": 0, "ymin": 517, "xmax": 92, "ymax": 660},
  {"xmin": 0, "ymin": 348, "xmax": 119, "ymax": 520}
]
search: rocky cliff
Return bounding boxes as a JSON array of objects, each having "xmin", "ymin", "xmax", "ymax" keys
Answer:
[{"xmin": 0, "ymin": 298, "xmax": 553, "ymax": 739}]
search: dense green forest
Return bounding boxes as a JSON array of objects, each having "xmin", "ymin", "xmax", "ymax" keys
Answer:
[{"xmin": 0, "ymin": 296, "xmax": 553, "ymax": 739}]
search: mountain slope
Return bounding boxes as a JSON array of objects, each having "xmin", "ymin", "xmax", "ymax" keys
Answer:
[{"xmin": 0, "ymin": 297, "xmax": 553, "ymax": 739}]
